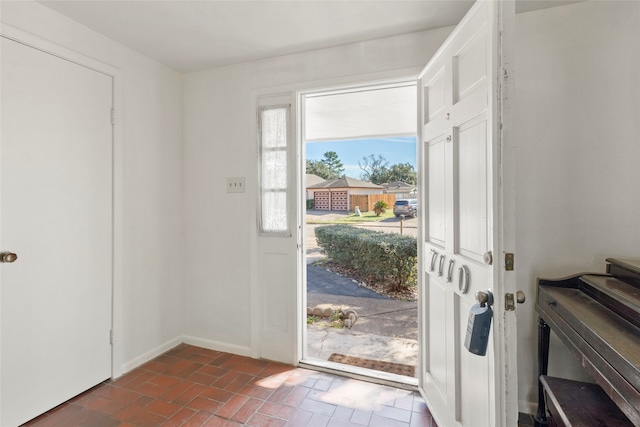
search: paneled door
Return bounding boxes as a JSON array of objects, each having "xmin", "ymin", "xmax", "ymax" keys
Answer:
[
  {"xmin": 417, "ymin": 2, "xmax": 517, "ymax": 426},
  {"xmin": 1, "ymin": 37, "xmax": 113, "ymax": 426}
]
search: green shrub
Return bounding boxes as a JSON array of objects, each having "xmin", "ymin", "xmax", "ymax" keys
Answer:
[
  {"xmin": 314, "ymin": 224, "xmax": 417, "ymax": 291},
  {"xmin": 307, "ymin": 199, "xmax": 315, "ymax": 209},
  {"xmin": 373, "ymin": 200, "xmax": 388, "ymax": 216}
]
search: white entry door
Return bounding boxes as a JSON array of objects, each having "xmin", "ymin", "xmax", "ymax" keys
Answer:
[
  {"xmin": 417, "ymin": 2, "xmax": 517, "ymax": 427},
  {"xmin": 1, "ymin": 37, "xmax": 113, "ymax": 426}
]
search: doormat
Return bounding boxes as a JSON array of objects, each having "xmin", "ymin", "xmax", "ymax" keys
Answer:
[{"xmin": 328, "ymin": 354, "xmax": 415, "ymax": 377}]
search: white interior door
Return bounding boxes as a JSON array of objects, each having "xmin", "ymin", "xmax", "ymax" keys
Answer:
[
  {"xmin": 1, "ymin": 37, "xmax": 113, "ymax": 426},
  {"xmin": 417, "ymin": 2, "xmax": 516, "ymax": 426}
]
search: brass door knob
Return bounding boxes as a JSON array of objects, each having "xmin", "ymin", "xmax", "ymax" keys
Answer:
[{"xmin": 0, "ymin": 252, "xmax": 17, "ymax": 263}]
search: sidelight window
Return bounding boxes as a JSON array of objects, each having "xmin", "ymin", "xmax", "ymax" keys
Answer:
[{"xmin": 258, "ymin": 104, "xmax": 291, "ymax": 236}]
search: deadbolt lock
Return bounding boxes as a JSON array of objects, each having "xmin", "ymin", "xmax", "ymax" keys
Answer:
[
  {"xmin": 505, "ymin": 290, "xmax": 526, "ymax": 311},
  {"xmin": 505, "ymin": 253, "xmax": 514, "ymax": 271}
]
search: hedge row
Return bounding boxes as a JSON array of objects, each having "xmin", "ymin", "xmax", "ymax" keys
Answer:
[{"xmin": 314, "ymin": 224, "xmax": 417, "ymax": 290}]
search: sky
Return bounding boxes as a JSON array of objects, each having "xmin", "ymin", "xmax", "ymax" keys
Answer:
[{"xmin": 305, "ymin": 136, "xmax": 417, "ymax": 179}]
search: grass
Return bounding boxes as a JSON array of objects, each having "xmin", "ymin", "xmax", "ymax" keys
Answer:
[
  {"xmin": 337, "ymin": 211, "xmax": 395, "ymax": 223},
  {"xmin": 306, "ymin": 311, "xmax": 346, "ymax": 329},
  {"xmin": 307, "ymin": 210, "xmax": 395, "ymax": 224}
]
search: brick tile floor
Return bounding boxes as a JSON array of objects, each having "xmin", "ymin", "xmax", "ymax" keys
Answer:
[{"xmin": 22, "ymin": 344, "xmax": 436, "ymax": 427}]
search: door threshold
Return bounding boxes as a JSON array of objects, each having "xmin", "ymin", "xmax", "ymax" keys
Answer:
[{"xmin": 298, "ymin": 357, "xmax": 418, "ymax": 391}]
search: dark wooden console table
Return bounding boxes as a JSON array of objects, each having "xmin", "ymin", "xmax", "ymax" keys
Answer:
[{"xmin": 534, "ymin": 258, "xmax": 640, "ymax": 427}]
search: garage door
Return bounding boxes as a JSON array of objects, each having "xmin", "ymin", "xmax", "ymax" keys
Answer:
[
  {"xmin": 331, "ymin": 191, "xmax": 348, "ymax": 211},
  {"xmin": 314, "ymin": 191, "xmax": 330, "ymax": 210}
]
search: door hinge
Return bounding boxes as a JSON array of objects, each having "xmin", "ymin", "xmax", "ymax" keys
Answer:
[
  {"xmin": 111, "ymin": 108, "xmax": 115, "ymax": 125},
  {"xmin": 110, "ymin": 329, "xmax": 114, "ymax": 344},
  {"xmin": 505, "ymin": 253, "xmax": 514, "ymax": 271}
]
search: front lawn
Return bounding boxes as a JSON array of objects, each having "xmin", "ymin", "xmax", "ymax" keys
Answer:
[
  {"xmin": 307, "ymin": 210, "xmax": 395, "ymax": 224},
  {"xmin": 336, "ymin": 211, "xmax": 395, "ymax": 223}
]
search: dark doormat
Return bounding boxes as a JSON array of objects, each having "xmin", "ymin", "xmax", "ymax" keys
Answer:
[{"xmin": 328, "ymin": 353, "xmax": 415, "ymax": 377}]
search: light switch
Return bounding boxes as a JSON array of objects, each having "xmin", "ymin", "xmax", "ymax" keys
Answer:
[{"xmin": 226, "ymin": 177, "xmax": 245, "ymax": 193}]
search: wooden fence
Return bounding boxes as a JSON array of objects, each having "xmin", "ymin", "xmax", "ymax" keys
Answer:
[{"xmin": 349, "ymin": 194, "xmax": 396, "ymax": 212}]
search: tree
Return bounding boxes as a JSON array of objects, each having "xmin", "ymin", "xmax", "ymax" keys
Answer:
[
  {"xmin": 380, "ymin": 163, "xmax": 417, "ymax": 185},
  {"xmin": 359, "ymin": 154, "xmax": 389, "ymax": 184},
  {"xmin": 320, "ymin": 151, "xmax": 344, "ymax": 178},
  {"xmin": 359, "ymin": 154, "xmax": 417, "ymax": 185},
  {"xmin": 306, "ymin": 159, "xmax": 332, "ymax": 180},
  {"xmin": 306, "ymin": 151, "xmax": 344, "ymax": 180}
]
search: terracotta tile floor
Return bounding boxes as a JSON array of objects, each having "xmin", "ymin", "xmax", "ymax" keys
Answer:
[{"xmin": 23, "ymin": 344, "xmax": 435, "ymax": 427}]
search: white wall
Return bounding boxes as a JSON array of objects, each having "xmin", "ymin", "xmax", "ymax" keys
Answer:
[
  {"xmin": 4, "ymin": 0, "xmax": 638, "ymax": 418},
  {"xmin": 182, "ymin": 29, "xmax": 451, "ymax": 355},
  {"xmin": 514, "ymin": 0, "xmax": 640, "ymax": 413},
  {"xmin": 0, "ymin": 2, "xmax": 184, "ymax": 374}
]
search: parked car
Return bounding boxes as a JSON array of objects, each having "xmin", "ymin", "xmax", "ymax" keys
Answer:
[{"xmin": 393, "ymin": 198, "xmax": 418, "ymax": 218}]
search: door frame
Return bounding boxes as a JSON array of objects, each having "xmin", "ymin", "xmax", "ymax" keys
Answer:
[
  {"xmin": 249, "ymin": 68, "xmax": 423, "ymax": 365},
  {"xmin": 0, "ymin": 25, "xmax": 125, "ymax": 381},
  {"xmin": 296, "ymin": 76, "xmax": 421, "ymax": 387}
]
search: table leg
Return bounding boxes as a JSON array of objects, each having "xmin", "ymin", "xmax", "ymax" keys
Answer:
[{"xmin": 534, "ymin": 318, "xmax": 551, "ymax": 426}]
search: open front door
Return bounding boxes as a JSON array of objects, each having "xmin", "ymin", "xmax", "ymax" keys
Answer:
[{"xmin": 417, "ymin": 1, "xmax": 517, "ymax": 426}]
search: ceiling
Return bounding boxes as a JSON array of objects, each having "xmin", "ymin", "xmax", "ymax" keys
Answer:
[
  {"xmin": 305, "ymin": 84, "xmax": 417, "ymax": 142},
  {"xmin": 38, "ymin": 0, "xmax": 578, "ymax": 72}
]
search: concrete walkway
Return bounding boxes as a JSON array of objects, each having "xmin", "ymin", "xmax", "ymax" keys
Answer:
[
  {"xmin": 306, "ymin": 324, "xmax": 418, "ymax": 367},
  {"xmin": 306, "ymin": 263, "xmax": 418, "ymax": 372}
]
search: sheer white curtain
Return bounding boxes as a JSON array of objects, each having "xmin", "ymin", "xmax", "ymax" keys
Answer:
[{"xmin": 258, "ymin": 105, "xmax": 290, "ymax": 235}]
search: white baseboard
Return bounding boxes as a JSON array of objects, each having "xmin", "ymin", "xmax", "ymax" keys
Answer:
[
  {"xmin": 519, "ymin": 399, "xmax": 538, "ymax": 417},
  {"xmin": 182, "ymin": 335, "xmax": 252, "ymax": 358},
  {"xmin": 119, "ymin": 336, "xmax": 183, "ymax": 376},
  {"xmin": 117, "ymin": 335, "xmax": 254, "ymax": 378}
]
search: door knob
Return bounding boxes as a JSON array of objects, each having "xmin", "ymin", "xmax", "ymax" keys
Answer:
[
  {"xmin": 475, "ymin": 290, "xmax": 494, "ymax": 307},
  {"xmin": 0, "ymin": 252, "xmax": 17, "ymax": 263},
  {"xmin": 516, "ymin": 290, "xmax": 526, "ymax": 304}
]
